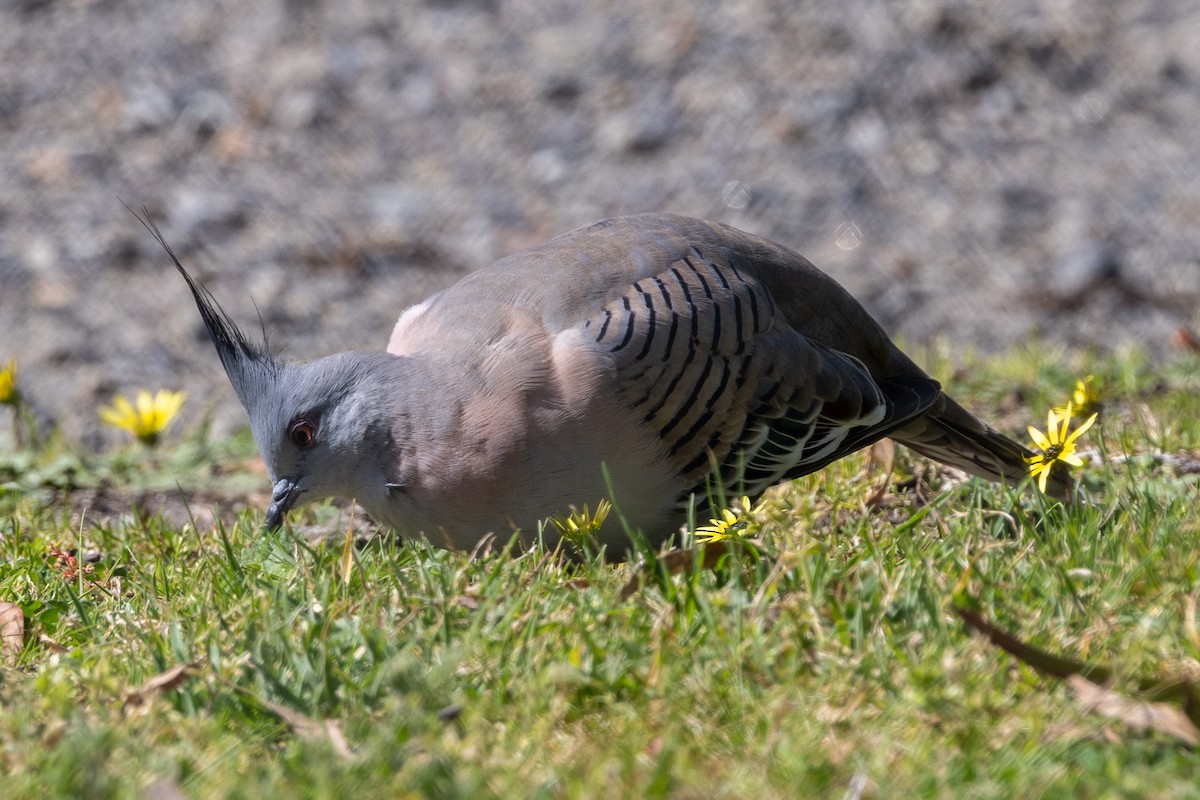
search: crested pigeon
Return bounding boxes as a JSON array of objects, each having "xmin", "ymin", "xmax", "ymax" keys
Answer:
[{"xmin": 147, "ymin": 212, "xmax": 1068, "ymax": 551}]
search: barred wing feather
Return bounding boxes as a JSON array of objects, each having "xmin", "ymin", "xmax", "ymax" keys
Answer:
[{"xmin": 583, "ymin": 247, "xmax": 941, "ymax": 508}]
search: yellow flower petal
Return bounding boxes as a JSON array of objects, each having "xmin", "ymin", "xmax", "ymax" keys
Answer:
[
  {"xmin": 1028, "ymin": 426, "xmax": 1051, "ymax": 451},
  {"xmin": 99, "ymin": 395, "xmax": 134, "ymax": 427},
  {"xmin": 135, "ymin": 391, "xmax": 154, "ymax": 421},
  {"xmin": 1070, "ymin": 376, "xmax": 1100, "ymax": 414},
  {"xmin": 1036, "ymin": 464, "xmax": 1051, "ymax": 493},
  {"xmin": 1057, "ymin": 402, "xmax": 1076, "ymax": 443},
  {"xmin": 99, "ymin": 389, "xmax": 187, "ymax": 444},
  {"xmin": 1046, "ymin": 407, "xmax": 1063, "ymax": 440},
  {"xmin": 1067, "ymin": 411, "xmax": 1098, "ymax": 443},
  {"xmin": 0, "ymin": 359, "xmax": 17, "ymax": 405}
]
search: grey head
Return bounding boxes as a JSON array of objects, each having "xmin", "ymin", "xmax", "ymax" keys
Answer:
[{"xmin": 138, "ymin": 211, "xmax": 405, "ymax": 529}]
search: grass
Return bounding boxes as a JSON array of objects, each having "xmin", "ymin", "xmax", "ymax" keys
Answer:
[{"xmin": 1, "ymin": 343, "xmax": 1199, "ymax": 798}]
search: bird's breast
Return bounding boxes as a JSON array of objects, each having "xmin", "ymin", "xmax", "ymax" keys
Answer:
[{"xmin": 372, "ymin": 325, "xmax": 681, "ymax": 548}]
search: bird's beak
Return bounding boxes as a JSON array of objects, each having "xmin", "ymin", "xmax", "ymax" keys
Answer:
[{"xmin": 266, "ymin": 477, "xmax": 303, "ymax": 529}]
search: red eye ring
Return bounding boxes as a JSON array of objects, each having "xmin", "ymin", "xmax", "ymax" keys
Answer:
[{"xmin": 288, "ymin": 419, "xmax": 316, "ymax": 449}]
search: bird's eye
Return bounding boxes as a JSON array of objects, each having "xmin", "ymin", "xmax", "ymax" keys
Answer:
[{"xmin": 288, "ymin": 419, "xmax": 316, "ymax": 449}]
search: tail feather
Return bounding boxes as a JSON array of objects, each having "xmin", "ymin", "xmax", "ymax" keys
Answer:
[{"xmin": 891, "ymin": 394, "xmax": 1075, "ymax": 500}]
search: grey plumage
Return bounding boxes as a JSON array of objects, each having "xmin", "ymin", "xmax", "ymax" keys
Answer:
[{"xmin": 143, "ymin": 212, "xmax": 1069, "ymax": 551}]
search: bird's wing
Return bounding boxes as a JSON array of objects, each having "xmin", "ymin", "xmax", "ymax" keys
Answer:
[{"xmin": 576, "ymin": 244, "xmax": 941, "ymax": 508}]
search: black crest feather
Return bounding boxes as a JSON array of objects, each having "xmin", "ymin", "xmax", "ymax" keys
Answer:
[{"xmin": 127, "ymin": 203, "xmax": 279, "ymax": 379}]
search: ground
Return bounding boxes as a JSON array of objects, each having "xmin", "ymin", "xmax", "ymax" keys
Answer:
[
  {"xmin": 3, "ymin": 4, "xmax": 1200, "ymax": 793},
  {"xmin": 1, "ymin": 0, "xmax": 1198, "ymax": 443}
]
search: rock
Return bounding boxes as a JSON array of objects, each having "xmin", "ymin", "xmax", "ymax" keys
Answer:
[
  {"xmin": 0, "ymin": 0, "xmax": 1196, "ymax": 444},
  {"xmin": 1049, "ymin": 241, "xmax": 1122, "ymax": 301},
  {"xmin": 120, "ymin": 82, "xmax": 175, "ymax": 133}
]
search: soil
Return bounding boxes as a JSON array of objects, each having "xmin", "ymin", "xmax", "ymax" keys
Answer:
[{"xmin": 2, "ymin": 0, "xmax": 1198, "ymax": 445}]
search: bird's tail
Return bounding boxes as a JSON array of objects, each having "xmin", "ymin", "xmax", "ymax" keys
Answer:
[{"xmin": 890, "ymin": 394, "xmax": 1074, "ymax": 500}]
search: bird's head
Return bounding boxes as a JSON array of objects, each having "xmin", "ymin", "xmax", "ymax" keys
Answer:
[
  {"xmin": 240, "ymin": 353, "xmax": 405, "ymax": 529},
  {"xmin": 141, "ymin": 213, "xmax": 405, "ymax": 528}
]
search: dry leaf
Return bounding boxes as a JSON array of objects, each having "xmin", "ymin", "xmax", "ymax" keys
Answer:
[
  {"xmin": 41, "ymin": 719, "xmax": 67, "ymax": 748},
  {"xmin": 955, "ymin": 607, "xmax": 1091, "ymax": 679},
  {"xmin": 619, "ymin": 541, "xmax": 756, "ymax": 599},
  {"xmin": 142, "ymin": 776, "xmax": 189, "ymax": 800},
  {"xmin": 1172, "ymin": 326, "xmax": 1200, "ymax": 354},
  {"xmin": 1069, "ymin": 675, "xmax": 1200, "ymax": 746},
  {"xmin": 454, "ymin": 594, "xmax": 481, "ymax": 610},
  {"xmin": 863, "ymin": 438, "xmax": 896, "ymax": 507},
  {"xmin": 1186, "ymin": 595, "xmax": 1200, "ymax": 651},
  {"xmin": 956, "ymin": 606, "xmax": 1200, "ymax": 739},
  {"xmin": 209, "ymin": 671, "xmax": 354, "ymax": 758},
  {"xmin": 38, "ymin": 634, "xmax": 69, "ymax": 654},
  {"xmin": 124, "ymin": 662, "xmax": 202, "ymax": 707},
  {"xmin": 0, "ymin": 602, "xmax": 25, "ymax": 661},
  {"xmin": 340, "ymin": 504, "xmax": 356, "ymax": 587},
  {"xmin": 261, "ymin": 699, "xmax": 353, "ymax": 759}
]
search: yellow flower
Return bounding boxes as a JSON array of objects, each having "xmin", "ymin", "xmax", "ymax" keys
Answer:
[
  {"xmin": 99, "ymin": 389, "xmax": 187, "ymax": 445},
  {"xmin": 0, "ymin": 359, "xmax": 18, "ymax": 405},
  {"xmin": 696, "ymin": 496, "xmax": 758, "ymax": 543},
  {"xmin": 552, "ymin": 500, "xmax": 612, "ymax": 541},
  {"xmin": 1025, "ymin": 401, "xmax": 1097, "ymax": 493},
  {"xmin": 1053, "ymin": 375, "xmax": 1101, "ymax": 418}
]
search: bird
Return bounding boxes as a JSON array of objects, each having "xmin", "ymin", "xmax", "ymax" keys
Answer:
[{"xmin": 144, "ymin": 211, "xmax": 1069, "ymax": 552}]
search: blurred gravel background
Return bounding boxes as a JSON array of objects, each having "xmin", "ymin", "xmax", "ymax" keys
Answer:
[{"xmin": 1, "ymin": 0, "xmax": 1198, "ymax": 444}]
